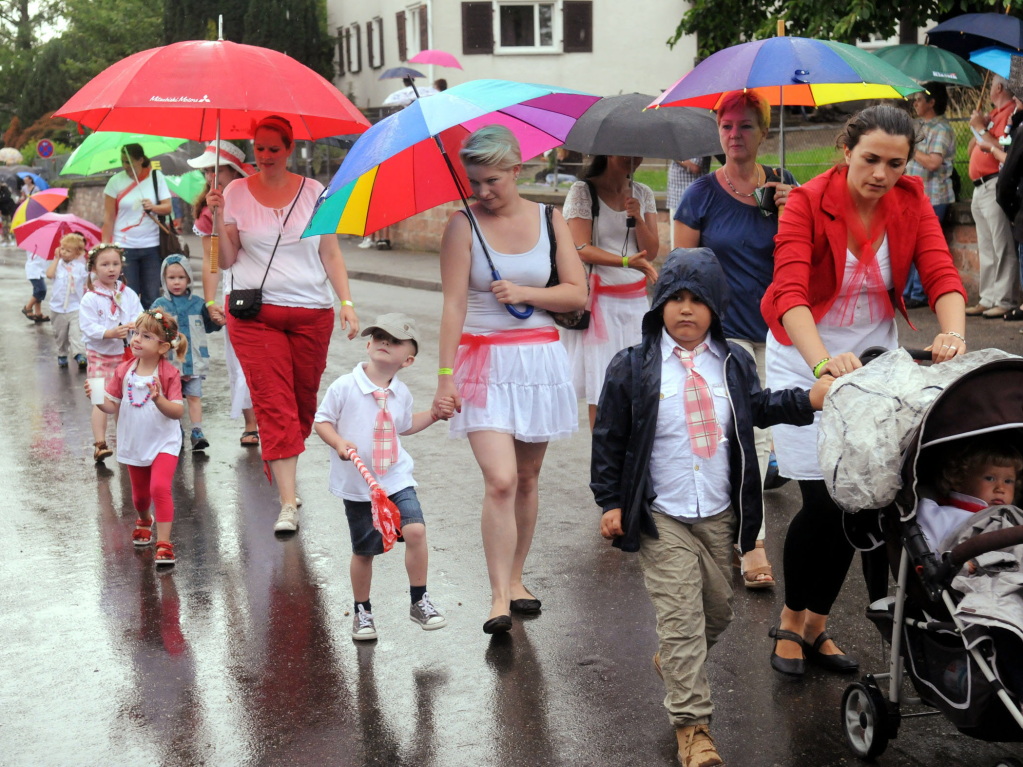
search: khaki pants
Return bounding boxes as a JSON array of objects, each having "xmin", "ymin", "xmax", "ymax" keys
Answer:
[
  {"xmin": 972, "ymin": 180, "xmax": 1018, "ymax": 310},
  {"xmin": 639, "ymin": 509, "xmax": 736, "ymax": 727},
  {"xmin": 50, "ymin": 309, "xmax": 84, "ymax": 358}
]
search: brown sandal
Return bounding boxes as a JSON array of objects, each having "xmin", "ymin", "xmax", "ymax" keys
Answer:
[
  {"xmin": 94, "ymin": 441, "xmax": 113, "ymax": 462},
  {"xmin": 739, "ymin": 540, "xmax": 775, "ymax": 590}
]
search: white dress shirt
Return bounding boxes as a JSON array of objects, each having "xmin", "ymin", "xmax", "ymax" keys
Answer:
[{"xmin": 649, "ymin": 329, "xmax": 734, "ymax": 520}]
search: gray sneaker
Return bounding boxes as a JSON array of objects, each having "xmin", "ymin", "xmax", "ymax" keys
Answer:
[
  {"xmin": 274, "ymin": 503, "xmax": 299, "ymax": 533},
  {"xmin": 352, "ymin": 605, "xmax": 378, "ymax": 640},
  {"xmin": 410, "ymin": 592, "xmax": 447, "ymax": 630}
]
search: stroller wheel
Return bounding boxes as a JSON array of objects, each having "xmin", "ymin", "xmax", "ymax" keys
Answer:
[{"xmin": 841, "ymin": 682, "xmax": 890, "ymax": 759}]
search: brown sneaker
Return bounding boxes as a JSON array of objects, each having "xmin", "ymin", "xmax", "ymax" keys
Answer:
[
  {"xmin": 676, "ymin": 724, "xmax": 724, "ymax": 767},
  {"xmin": 94, "ymin": 441, "xmax": 113, "ymax": 462},
  {"xmin": 964, "ymin": 303, "xmax": 991, "ymax": 316}
]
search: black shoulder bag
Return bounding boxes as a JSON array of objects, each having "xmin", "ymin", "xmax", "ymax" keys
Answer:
[
  {"xmin": 229, "ymin": 178, "xmax": 306, "ymax": 320},
  {"xmin": 150, "ymin": 168, "xmax": 188, "ymax": 258},
  {"xmin": 547, "ymin": 180, "xmax": 596, "ymax": 330}
]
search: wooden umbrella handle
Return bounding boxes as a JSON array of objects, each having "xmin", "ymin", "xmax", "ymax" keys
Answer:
[{"xmin": 210, "ymin": 233, "xmax": 219, "ymax": 274}]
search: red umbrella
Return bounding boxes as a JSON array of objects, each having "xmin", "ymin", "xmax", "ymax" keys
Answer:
[
  {"xmin": 53, "ymin": 40, "xmax": 370, "ymax": 140},
  {"xmin": 14, "ymin": 212, "xmax": 102, "ymax": 259}
]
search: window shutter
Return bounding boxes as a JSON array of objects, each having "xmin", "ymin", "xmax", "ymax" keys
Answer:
[
  {"xmin": 461, "ymin": 2, "xmax": 493, "ymax": 55},
  {"xmin": 563, "ymin": 1, "xmax": 592, "ymax": 53},
  {"xmin": 353, "ymin": 23, "xmax": 362, "ymax": 72},
  {"xmin": 419, "ymin": 4, "xmax": 429, "ymax": 51},
  {"xmin": 337, "ymin": 27, "xmax": 345, "ymax": 75},
  {"xmin": 367, "ymin": 20, "xmax": 375, "ymax": 69},
  {"xmin": 396, "ymin": 11, "xmax": 407, "ymax": 62}
]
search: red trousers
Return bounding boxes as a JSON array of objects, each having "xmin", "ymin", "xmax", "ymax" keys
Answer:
[
  {"xmin": 127, "ymin": 452, "xmax": 179, "ymax": 524},
  {"xmin": 227, "ymin": 303, "xmax": 334, "ymax": 462}
]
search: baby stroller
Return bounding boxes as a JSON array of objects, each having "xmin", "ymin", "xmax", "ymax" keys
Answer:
[{"xmin": 832, "ymin": 350, "xmax": 1023, "ymax": 762}]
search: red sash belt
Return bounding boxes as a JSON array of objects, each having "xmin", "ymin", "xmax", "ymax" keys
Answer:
[
  {"xmin": 455, "ymin": 326, "xmax": 560, "ymax": 407},
  {"xmin": 586, "ymin": 275, "xmax": 647, "ymax": 344}
]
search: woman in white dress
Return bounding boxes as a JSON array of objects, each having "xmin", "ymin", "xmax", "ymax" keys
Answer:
[
  {"xmin": 432, "ymin": 125, "xmax": 587, "ymax": 634},
  {"xmin": 561, "ymin": 155, "xmax": 658, "ymax": 429},
  {"xmin": 761, "ymin": 105, "xmax": 967, "ymax": 677}
]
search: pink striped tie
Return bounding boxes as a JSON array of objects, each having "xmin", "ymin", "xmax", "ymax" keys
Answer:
[
  {"xmin": 673, "ymin": 344, "xmax": 719, "ymax": 458},
  {"xmin": 371, "ymin": 390, "xmax": 399, "ymax": 475}
]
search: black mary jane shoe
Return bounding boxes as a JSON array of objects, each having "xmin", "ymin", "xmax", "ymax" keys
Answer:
[
  {"xmin": 483, "ymin": 615, "xmax": 512, "ymax": 635},
  {"xmin": 509, "ymin": 597, "xmax": 542, "ymax": 615},
  {"xmin": 1003, "ymin": 307, "xmax": 1023, "ymax": 322},
  {"xmin": 768, "ymin": 626, "xmax": 806, "ymax": 677},
  {"xmin": 803, "ymin": 630, "xmax": 859, "ymax": 673}
]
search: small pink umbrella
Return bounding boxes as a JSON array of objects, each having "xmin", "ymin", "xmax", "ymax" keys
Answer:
[
  {"xmin": 408, "ymin": 49, "xmax": 462, "ymax": 69},
  {"xmin": 14, "ymin": 212, "xmax": 102, "ymax": 259}
]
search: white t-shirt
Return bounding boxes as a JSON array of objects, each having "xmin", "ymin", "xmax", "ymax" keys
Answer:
[
  {"xmin": 223, "ymin": 176, "xmax": 335, "ymax": 309},
  {"xmin": 314, "ymin": 363, "xmax": 416, "ymax": 501},
  {"xmin": 24, "ymin": 251, "xmax": 48, "ymax": 280},
  {"xmin": 79, "ymin": 282, "xmax": 144, "ymax": 356},
  {"xmin": 106, "ymin": 358, "xmax": 184, "ymax": 466},
  {"xmin": 104, "ymin": 170, "xmax": 171, "ymax": 249},
  {"xmin": 49, "ymin": 258, "xmax": 89, "ymax": 313}
]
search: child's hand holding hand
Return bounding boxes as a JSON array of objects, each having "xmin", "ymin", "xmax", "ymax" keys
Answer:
[
  {"xmin": 337, "ymin": 440, "xmax": 359, "ymax": 460},
  {"xmin": 208, "ymin": 304, "xmax": 226, "ymax": 326},
  {"xmin": 600, "ymin": 508, "xmax": 624, "ymax": 539},
  {"xmin": 808, "ymin": 374, "xmax": 835, "ymax": 411},
  {"xmin": 432, "ymin": 396, "xmax": 456, "ymax": 421}
]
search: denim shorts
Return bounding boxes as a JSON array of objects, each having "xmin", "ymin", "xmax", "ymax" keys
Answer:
[
  {"xmin": 181, "ymin": 376, "xmax": 204, "ymax": 398},
  {"xmin": 343, "ymin": 485, "xmax": 425, "ymax": 556},
  {"xmin": 29, "ymin": 277, "xmax": 46, "ymax": 301}
]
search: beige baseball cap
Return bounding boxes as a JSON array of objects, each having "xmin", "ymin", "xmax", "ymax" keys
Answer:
[{"xmin": 361, "ymin": 312, "xmax": 419, "ymax": 352}]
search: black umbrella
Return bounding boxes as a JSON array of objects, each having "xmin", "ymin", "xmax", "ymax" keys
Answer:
[
  {"xmin": 561, "ymin": 93, "xmax": 720, "ymax": 161},
  {"xmin": 927, "ymin": 12, "xmax": 1023, "ymax": 57}
]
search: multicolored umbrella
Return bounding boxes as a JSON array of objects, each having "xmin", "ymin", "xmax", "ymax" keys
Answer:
[
  {"xmin": 873, "ymin": 44, "xmax": 982, "ymax": 87},
  {"xmin": 305, "ymin": 79, "xmax": 599, "ymax": 238},
  {"xmin": 14, "ymin": 212, "xmax": 102, "ymax": 259},
  {"xmin": 409, "ymin": 49, "xmax": 463, "ymax": 69},
  {"xmin": 970, "ymin": 46, "xmax": 1018, "ymax": 79},
  {"xmin": 11, "ymin": 188, "xmax": 69, "ymax": 228},
  {"xmin": 61, "ymin": 131, "xmax": 188, "ymax": 176}
]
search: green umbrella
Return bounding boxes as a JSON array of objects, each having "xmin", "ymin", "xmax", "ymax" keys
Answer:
[
  {"xmin": 872, "ymin": 44, "xmax": 982, "ymax": 87},
  {"xmin": 60, "ymin": 131, "xmax": 188, "ymax": 176},
  {"xmin": 163, "ymin": 170, "xmax": 205, "ymax": 204}
]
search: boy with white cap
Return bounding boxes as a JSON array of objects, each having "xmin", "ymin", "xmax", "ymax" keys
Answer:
[{"xmin": 314, "ymin": 313, "xmax": 456, "ymax": 640}]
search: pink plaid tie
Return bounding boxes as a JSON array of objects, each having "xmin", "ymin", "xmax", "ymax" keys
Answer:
[
  {"xmin": 673, "ymin": 344, "xmax": 719, "ymax": 458},
  {"xmin": 371, "ymin": 389, "xmax": 399, "ymax": 475}
]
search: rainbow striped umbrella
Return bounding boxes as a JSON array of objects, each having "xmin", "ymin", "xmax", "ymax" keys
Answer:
[
  {"xmin": 11, "ymin": 188, "xmax": 69, "ymax": 228},
  {"xmin": 303, "ymin": 79, "xmax": 599, "ymax": 238}
]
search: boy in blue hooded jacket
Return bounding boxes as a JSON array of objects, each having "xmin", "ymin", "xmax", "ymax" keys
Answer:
[
  {"xmin": 591, "ymin": 248, "xmax": 832, "ymax": 767},
  {"xmin": 151, "ymin": 253, "xmax": 221, "ymax": 451}
]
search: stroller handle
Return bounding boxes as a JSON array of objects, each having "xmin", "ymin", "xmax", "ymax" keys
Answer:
[
  {"xmin": 943, "ymin": 525, "xmax": 1023, "ymax": 573},
  {"xmin": 860, "ymin": 346, "xmax": 933, "ymax": 365}
]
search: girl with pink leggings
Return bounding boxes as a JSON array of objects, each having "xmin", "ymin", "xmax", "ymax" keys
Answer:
[{"xmin": 87, "ymin": 309, "xmax": 188, "ymax": 566}]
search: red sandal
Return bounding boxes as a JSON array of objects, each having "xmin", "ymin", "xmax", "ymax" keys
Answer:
[
  {"xmin": 154, "ymin": 541, "xmax": 176, "ymax": 566},
  {"xmin": 132, "ymin": 519, "xmax": 153, "ymax": 547}
]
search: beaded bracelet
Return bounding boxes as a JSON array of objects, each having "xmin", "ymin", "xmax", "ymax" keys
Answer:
[
  {"xmin": 943, "ymin": 330, "xmax": 965, "ymax": 342},
  {"xmin": 812, "ymin": 357, "xmax": 831, "ymax": 379},
  {"xmin": 438, "ymin": 367, "xmax": 453, "ymax": 376}
]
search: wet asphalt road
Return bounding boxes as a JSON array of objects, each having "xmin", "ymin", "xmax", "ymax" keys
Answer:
[{"xmin": 2, "ymin": 246, "xmax": 1023, "ymax": 767}]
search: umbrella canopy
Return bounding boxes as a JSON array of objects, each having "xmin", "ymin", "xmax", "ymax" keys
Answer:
[
  {"xmin": 409, "ymin": 49, "xmax": 463, "ymax": 69},
  {"xmin": 17, "ymin": 171, "xmax": 49, "ymax": 191},
  {"xmin": 60, "ymin": 131, "xmax": 188, "ymax": 176},
  {"xmin": 151, "ymin": 147, "xmax": 202, "ymax": 176},
  {"xmin": 562, "ymin": 93, "xmax": 720, "ymax": 160},
  {"xmin": 163, "ymin": 170, "xmax": 205, "ymax": 204},
  {"xmin": 379, "ymin": 66, "xmax": 426, "ymax": 80},
  {"xmin": 651, "ymin": 36, "xmax": 923, "ymax": 109},
  {"xmin": 54, "ymin": 39, "xmax": 371, "ymax": 141},
  {"xmin": 927, "ymin": 13, "xmax": 1023, "ymax": 57},
  {"xmin": 970, "ymin": 46, "xmax": 1017, "ymax": 79},
  {"xmin": 873, "ymin": 44, "xmax": 983, "ymax": 87},
  {"xmin": 0, "ymin": 147, "xmax": 23, "ymax": 165},
  {"xmin": 14, "ymin": 212, "xmax": 102, "ymax": 259},
  {"xmin": 12, "ymin": 188, "xmax": 68, "ymax": 228},
  {"xmin": 304, "ymin": 79, "xmax": 600, "ymax": 238}
]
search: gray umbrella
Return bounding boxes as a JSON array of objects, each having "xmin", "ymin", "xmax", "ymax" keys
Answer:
[{"xmin": 561, "ymin": 93, "xmax": 721, "ymax": 161}]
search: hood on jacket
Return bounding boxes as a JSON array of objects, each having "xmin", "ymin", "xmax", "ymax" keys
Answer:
[
  {"xmin": 159, "ymin": 253, "xmax": 193, "ymax": 298},
  {"xmin": 641, "ymin": 247, "xmax": 730, "ymax": 343}
]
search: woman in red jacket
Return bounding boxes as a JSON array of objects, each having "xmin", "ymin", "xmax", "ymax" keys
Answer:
[{"xmin": 761, "ymin": 105, "xmax": 967, "ymax": 677}]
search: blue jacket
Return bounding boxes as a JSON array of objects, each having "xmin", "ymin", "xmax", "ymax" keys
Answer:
[
  {"xmin": 151, "ymin": 254, "xmax": 220, "ymax": 378},
  {"xmin": 590, "ymin": 247, "xmax": 815, "ymax": 554}
]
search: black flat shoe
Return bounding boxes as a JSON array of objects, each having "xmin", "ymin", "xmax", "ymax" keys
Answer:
[
  {"xmin": 483, "ymin": 615, "xmax": 512, "ymax": 635},
  {"xmin": 1003, "ymin": 307, "xmax": 1023, "ymax": 322},
  {"xmin": 803, "ymin": 630, "xmax": 859, "ymax": 673},
  {"xmin": 510, "ymin": 598, "xmax": 542, "ymax": 614},
  {"xmin": 768, "ymin": 626, "xmax": 805, "ymax": 677}
]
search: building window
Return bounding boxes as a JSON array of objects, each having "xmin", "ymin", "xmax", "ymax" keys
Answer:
[
  {"xmin": 368, "ymin": 17, "xmax": 384, "ymax": 69},
  {"xmin": 347, "ymin": 22, "xmax": 362, "ymax": 73},
  {"xmin": 337, "ymin": 26, "xmax": 346, "ymax": 75},
  {"xmin": 497, "ymin": 2, "xmax": 555, "ymax": 51},
  {"xmin": 462, "ymin": 1, "xmax": 591, "ymax": 55}
]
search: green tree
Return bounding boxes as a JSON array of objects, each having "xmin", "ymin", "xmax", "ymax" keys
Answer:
[
  {"xmin": 243, "ymin": 0, "xmax": 334, "ymax": 78},
  {"xmin": 60, "ymin": 0, "xmax": 162, "ymax": 89},
  {"xmin": 669, "ymin": 0, "xmax": 1018, "ymax": 59}
]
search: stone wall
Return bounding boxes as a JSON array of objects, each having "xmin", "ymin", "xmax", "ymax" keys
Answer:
[{"xmin": 67, "ymin": 177, "xmax": 107, "ymax": 228}]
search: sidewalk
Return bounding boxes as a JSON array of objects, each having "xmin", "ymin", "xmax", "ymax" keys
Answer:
[{"xmin": 179, "ymin": 233, "xmax": 443, "ymax": 292}]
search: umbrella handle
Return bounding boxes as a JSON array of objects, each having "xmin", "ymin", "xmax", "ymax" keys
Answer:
[
  {"xmin": 210, "ymin": 234, "xmax": 219, "ymax": 274},
  {"xmin": 488, "ymin": 266, "xmax": 534, "ymax": 319}
]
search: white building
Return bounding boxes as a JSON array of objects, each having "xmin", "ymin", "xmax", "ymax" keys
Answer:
[{"xmin": 327, "ymin": 0, "xmax": 699, "ymax": 108}]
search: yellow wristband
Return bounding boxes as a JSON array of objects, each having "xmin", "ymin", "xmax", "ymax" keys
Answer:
[
  {"xmin": 205, "ymin": 299, "xmax": 216, "ymax": 307},
  {"xmin": 622, "ymin": 256, "xmax": 630, "ymax": 268},
  {"xmin": 340, "ymin": 300, "xmax": 354, "ymax": 307},
  {"xmin": 438, "ymin": 367, "xmax": 453, "ymax": 376},
  {"xmin": 812, "ymin": 357, "xmax": 831, "ymax": 379}
]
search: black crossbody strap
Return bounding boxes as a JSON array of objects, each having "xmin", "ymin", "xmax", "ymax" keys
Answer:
[{"xmin": 233, "ymin": 177, "xmax": 307, "ymax": 293}]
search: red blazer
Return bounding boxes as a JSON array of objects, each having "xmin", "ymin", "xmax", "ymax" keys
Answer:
[{"xmin": 761, "ymin": 166, "xmax": 966, "ymax": 345}]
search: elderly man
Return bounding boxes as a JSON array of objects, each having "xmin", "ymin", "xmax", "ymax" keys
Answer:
[{"xmin": 966, "ymin": 75, "xmax": 1018, "ymax": 318}]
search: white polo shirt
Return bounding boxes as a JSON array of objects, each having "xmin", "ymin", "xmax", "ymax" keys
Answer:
[
  {"xmin": 314, "ymin": 363, "xmax": 417, "ymax": 501},
  {"xmin": 649, "ymin": 329, "xmax": 734, "ymax": 520}
]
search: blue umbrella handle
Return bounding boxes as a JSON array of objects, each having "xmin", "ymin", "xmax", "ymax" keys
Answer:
[{"xmin": 491, "ymin": 267, "xmax": 534, "ymax": 319}]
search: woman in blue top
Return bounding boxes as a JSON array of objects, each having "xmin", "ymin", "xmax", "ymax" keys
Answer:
[{"xmin": 673, "ymin": 90, "xmax": 795, "ymax": 589}]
